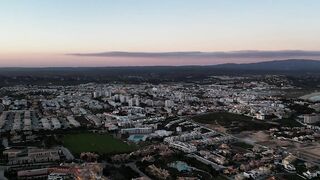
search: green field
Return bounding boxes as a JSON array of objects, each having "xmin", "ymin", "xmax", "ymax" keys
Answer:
[
  {"xmin": 62, "ymin": 133, "xmax": 135, "ymax": 154},
  {"xmin": 276, "ymin": 118, "xmax": 303, "ymax": 127},
  {"xmin": 192, "ymin": 112, "xmax": 252, "ymax": 124},
  {"xmin": 192, "ymin": 112, "xmax": 275, "ymax": 133}
]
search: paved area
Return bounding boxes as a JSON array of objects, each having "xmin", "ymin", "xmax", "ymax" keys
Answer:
[
  {"xmin": 126, "ymin": 162, "xmax": 151, "ymax": 180},
  {"xmin": 60, "ymin": 146, "xmax": 74, "ymax": 160},
  {"xmin": 0, "ymin": 166, "xmax": 8, "ymax": 180}
]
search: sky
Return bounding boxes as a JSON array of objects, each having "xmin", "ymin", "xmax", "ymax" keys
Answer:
[{"xmin": 1, "ymin": 0, "xmax": 320, "ymax": 67}]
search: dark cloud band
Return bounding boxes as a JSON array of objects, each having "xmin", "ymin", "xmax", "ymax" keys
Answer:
[{"xmin": 69, "ymin": 50, "xmax": 320, "ymax": 59}]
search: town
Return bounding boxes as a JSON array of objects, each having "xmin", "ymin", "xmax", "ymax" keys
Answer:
[
  {"xmin": 0, "ymin": 75, "xmax": 319, "ymax": 179},
  {"xmin": 2, "ymin": 0, "xmax": 320, "ymax": 179}
]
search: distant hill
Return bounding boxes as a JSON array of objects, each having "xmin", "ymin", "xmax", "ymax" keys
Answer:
[
  {"xmin": 0, "ymin": 59, "xmax": 319, "ymax": 86},
  {"xmin": 0, "ymin": 59, "xmax": 319, "ymax": 72},
  {"xmin": 0, "ymin": 59, "xmax": 319, "ymax": 77},
  {"xmin": 212, "ymin": 59, "xmax": 320, "ymax": 71}
]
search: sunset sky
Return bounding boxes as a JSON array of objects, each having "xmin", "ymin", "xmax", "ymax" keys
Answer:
[{"xmin": 1, "ymin": 0, "xmax": 320, "ymax": 67}]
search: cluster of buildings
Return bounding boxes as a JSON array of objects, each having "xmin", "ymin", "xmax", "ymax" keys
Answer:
[
  {"xmin": 270, "ymin": 127, "xmax": 319, "ymax": 143},
  {"xmin": 0, "ymin": 75, "xmax": 319, "ymax": 179},
  {"xmin": 304, "ymin": 114, "xmax": 320, "ymax": 124},
  {"xmin": 3, "ymin": 147, "xmax": 62, "ymax": 165},
  {"xmin": 0, "ymin": 110, "xmax": 82, "ymax": 132},
  {"xmin": 0, "ymin": 79, "xmax": 299, "ymax": 136},
  {"xmin": 17, "ymin": 163, "xmax": 106, "ymax": 179}
]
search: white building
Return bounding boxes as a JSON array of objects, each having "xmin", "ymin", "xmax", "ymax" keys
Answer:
[
  {"xmin": 304, "ymin": 114, "xmax": 320, "ymax": 124},
  {"xmin": 165, "ymin": 100, "xmax": 174, "ymax": 108},
  {"xmin": 66, "ymin": 116, "xmax": 80, "ymax": 127},
  {"xmin": 41, "ymin": 118, "xmax": 51, "ymax": 130},
  {"xmin": 120, "ymin": 127, "xmax": 153, "ymax": 134},
  {"xmin": 51, "ymin": 118, "xmax": 61, "ymax": 129},
  {"xmin": 167, "ymin": 141, "xmax": 197, "ymax": 153},
  {"xmin": 256, "ymin": 113, "xmax": 265, "ymax": 120}
]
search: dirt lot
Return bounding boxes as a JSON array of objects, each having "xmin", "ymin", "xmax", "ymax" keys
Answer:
[
  {"xmin": 297, "ymin": 143, "xmax": 320, "ymax": 163},
  {"xmin": 236, "ymin": 131, "xmax": 271, "ymax": 143}
]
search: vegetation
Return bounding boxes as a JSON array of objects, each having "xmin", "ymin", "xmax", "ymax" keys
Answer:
[
  {"xmin": 192, "ymin": 112, "xmax": 274, "ymax": 133},
  {"xmin": 276, "ymin": 118, "xmax": 303, "ymax": 127},
  {"xmin": 193, "ymin": 112, "xmax": 252, "ymax": 124},
  {"xmin": 103, "ymin": 165, "xmax": 140, "ymax": 180},
  {"xmin": 62, "ymin": 133, "xmax": 136, "ymax": 155},
  {"xmin": 136, "ymin": 152, "xmax": 220, "ymax": 180},
  {"xmin": 289, "ymin": 104, "xmax": 315, "ymax": 114},
  {"xmin": 231, "ymin": 141, "xmax": 253, "ymax": 150},
  {"xmin": 277, "ymin": 173, "xmax": 305, "ymax": 180}
]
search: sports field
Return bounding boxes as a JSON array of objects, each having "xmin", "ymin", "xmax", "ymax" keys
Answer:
[{"xmin": 62, "ymin": 133, "xmax": 135, "ymax": 154}]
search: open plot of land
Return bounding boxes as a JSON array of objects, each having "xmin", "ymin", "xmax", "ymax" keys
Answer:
[
  {"xmin": 62, "ymin": 133, "xmax": 135, "ymax": 154},
  {"xmin": 192, "ymin": 112, "xmax": 275, "ymax": 133},
  {"xmin": 295, "ymin": 144, "xmax": 320, "ymax": 164},
  {"xmin": 300, "ymin": 92, "xmax": 320, "ymax": 101},
  {"xmin": 236, "ymin": 131, "xmax": 271, "ymax": 144}
]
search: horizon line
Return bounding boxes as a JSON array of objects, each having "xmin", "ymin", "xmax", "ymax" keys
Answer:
[{"xmin": 0, "ymin": 59, "xmax": 318, "ymax": 68}]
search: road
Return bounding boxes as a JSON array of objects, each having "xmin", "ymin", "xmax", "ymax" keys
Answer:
[
  {"xmin": 0, "ymin": 166, "xmax": 8, "ymax": 180},
  {"xmin": 59, "ymin": 146, "xmax": 74, "ymax": 160},
  {"xmin": 126, "ymin": 162, "xmax": 151, "ymax": 180},
  {"xmin": 186, "ymin": 154, "xmax": 225, "ymax": 171},
  {"xmin": 2, "ymin": 138, "xmax": 8, "ymax": 148}
]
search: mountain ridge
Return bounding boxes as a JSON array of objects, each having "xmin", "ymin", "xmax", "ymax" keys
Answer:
[{"xmin": 211, "ymin": 59, "xmax": 320, "ymax": 71}]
